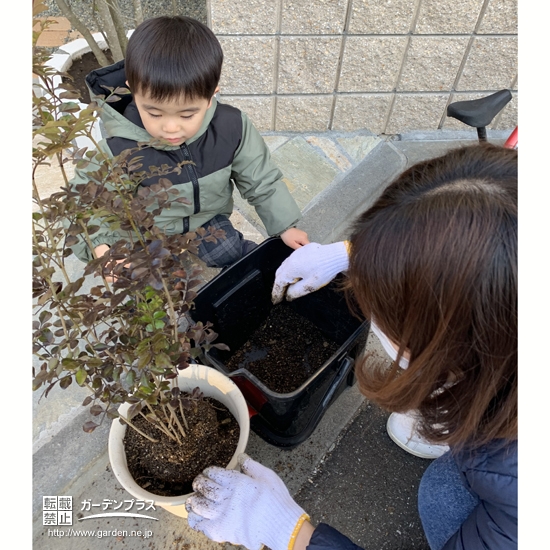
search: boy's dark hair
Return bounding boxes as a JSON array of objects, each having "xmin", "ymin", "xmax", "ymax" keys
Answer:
[
  {"xmin": 346, "ymin": 143, "xmax": 517, "ymax": 449},
  {"xmin": 125, "ymin": 16, "xmax": 223, "ymax": 101}
]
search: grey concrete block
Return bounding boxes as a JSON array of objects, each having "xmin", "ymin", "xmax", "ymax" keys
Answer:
[
  {"xmin": 332, "ymin": 94, "xmax": 392, "ymax": 134},
  {"xmin": 478, "ymin": 0, "xmax": 518, "ymax": 34},
  {"xmin": 281, "ymin": 0, "xmax": 348, "ymax": 34},
  {"xmin": 415, "ymin": 0, "xmax": 485, "ymax": 34},
  {"xmin": 275, "ymin": 95, "xmax": 333, "ymax": 131},
  {"xmin": 219, "ymin": 36, "xmax": 276, "ymax": 94},
  {"xmin": 398, "ymin": 37, "xmax": 469, "ymax": 92},
  {"xmin": 278, "ymin": 37, "xmax": 342, "ymax": 94},
  {"xmin": 348, "ymin": 0, "xmax": 416, "ymax": 34},
  {"xmin": 457, "ymin": 36, "xmax": 518, "ymax": 91},
  {"xmin": 210, "ymin": 0, "xmax": 279, "ymax": 34},
  {"xmin": 219, "ymin": 96, "xmax": 274, "ymax": 132},
  {"xmin": 338, "ymin": 37, "xmax": 408, "ymax": 93},
  {"xmin": 386, "ymin": 94, "xmax": 450, "ymax": 134}
]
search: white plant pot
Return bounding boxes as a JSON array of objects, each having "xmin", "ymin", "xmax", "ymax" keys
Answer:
[{"xmin": 108, "ymin": 364, "xmax": 250, "ymax": 518}]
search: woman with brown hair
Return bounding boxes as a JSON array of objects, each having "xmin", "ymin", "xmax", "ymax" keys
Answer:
[{"xmin": 186, "ymin": 143, "xmax": 518, "ymax": 550}]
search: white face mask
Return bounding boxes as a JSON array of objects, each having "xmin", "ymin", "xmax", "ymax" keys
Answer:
[{"xmin": 370, "ymin": 320, "xmax": 409, "ymax": 370}]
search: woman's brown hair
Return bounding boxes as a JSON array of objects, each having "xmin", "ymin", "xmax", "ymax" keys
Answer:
[{"xmin": 346, "ymin": 143, "xmax": 517, "ymax": 448}]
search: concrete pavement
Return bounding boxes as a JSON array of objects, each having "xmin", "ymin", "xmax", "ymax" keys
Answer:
[{"xmin": 32, "ymin": 128, "xmax": 511, "ymax": 550}]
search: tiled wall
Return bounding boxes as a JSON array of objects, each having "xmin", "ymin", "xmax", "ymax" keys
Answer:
[{"xmin": 209, "ymin": 0, "xmax": 517, "ymax": 133}]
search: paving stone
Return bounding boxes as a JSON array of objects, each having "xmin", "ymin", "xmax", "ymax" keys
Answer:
[
  {"xmin": 298, "ymin": 141, "xmax": 403, "ymax": 243},
  {"xmin": 34, "ymin": 16, "xmax": 82, "ymax": 47},
  {"xmin": 232, "ymin": 135, "xmax": 339, "ymax": 232},
  {"xmin": 262, "ymin": 135, "xmax": 291, "ymax": 153},
  {"xmin": 271, "ymin": 137, "xmax": 340, "ymax": 209},
  {"xmin": 305, "ymin": 135, "xmax": 353, "ymax": 171},
  {"xmin": 336, "ymin": 135, "xmax": 382, "ymax": 164}
]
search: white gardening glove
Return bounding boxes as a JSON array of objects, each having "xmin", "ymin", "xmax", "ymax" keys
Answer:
[
  {"xmin": 272, "ymin": 241, "xmax": 350, "ymax": 304},
  {"xmin": 186, "ymin": 454, "xmax": 309, "ymax": 550}
]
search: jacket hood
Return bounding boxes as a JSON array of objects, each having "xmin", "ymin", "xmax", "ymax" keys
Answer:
[{"xmin": 84, "ymin": 60, "xmax": 218, "ymax": 150}]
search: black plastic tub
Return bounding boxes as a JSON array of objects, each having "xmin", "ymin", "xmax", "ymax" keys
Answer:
[{"xmin": 190, "ymin": 237, "xmax": 369, "ymax": 448}]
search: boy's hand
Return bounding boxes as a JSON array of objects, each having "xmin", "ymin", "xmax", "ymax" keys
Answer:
[
  {"xmin": 94, "ymin": 244, "xmax": 125, "ymax": 283},
  {"xmin": 280, "ymin": 227, "xmax": 310, "ymax": 249}
]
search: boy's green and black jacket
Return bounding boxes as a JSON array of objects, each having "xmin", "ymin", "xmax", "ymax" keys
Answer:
[{"xmin": 69, "ymin": 60, "xmax": 301, "ymax": 262}]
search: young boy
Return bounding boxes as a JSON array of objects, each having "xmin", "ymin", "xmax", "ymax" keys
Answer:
[{"xmin": 69, "ymin": 16, "xmax": 309, "ymax": 267}]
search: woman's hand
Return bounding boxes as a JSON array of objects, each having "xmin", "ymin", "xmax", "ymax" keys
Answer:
[
  {"xmin": 271, "ymin": 241, "xmax": 350, "ymax": 304},
  {"xmin": 186, "ymin": 454, "xmax": 311, "ymax": 550}
]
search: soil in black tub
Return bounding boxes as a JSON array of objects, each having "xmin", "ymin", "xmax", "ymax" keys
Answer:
[
  {"xmin": 123, "ymin": 397, "xmax": 239, "ymax": 497},
  {"xmin": 226, "ymin": 303, "xmax": 340, "ymax": 393}
]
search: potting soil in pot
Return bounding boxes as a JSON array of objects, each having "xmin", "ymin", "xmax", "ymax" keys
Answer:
[
  {"xmin": 64, "ymin": 50, "xmax": 115, "ymax": 104},
  {"xmin": 226, "ymin": 303, "xmax": 340, "ymax": 393},
  {"xmin": 123, "ymin": 396, "xmax": 239, "ymax": 497}
]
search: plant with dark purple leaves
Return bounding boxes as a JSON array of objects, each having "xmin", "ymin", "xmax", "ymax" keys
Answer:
[{"xmin": 32, "ymin": 16, "xmax": 227, "ymax": 444}]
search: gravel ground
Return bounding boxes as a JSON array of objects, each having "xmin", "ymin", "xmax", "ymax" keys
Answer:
[{"xmin": 40, "ymin": 0, "xmax": 207, "ymax": 34}]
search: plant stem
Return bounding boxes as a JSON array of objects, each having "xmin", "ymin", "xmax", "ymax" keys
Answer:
[
  {"xmin": 139, "ymin": 411, "xmax": 178, "ymax": 443},
  {"xmin": 161, "ymin": 277, "xmax": 178, "ymax": 342},
  {"xmin": 119, "ymin": 414, "xmax": 159, "ymax": 443},
  {"xmin": 167, "ymin": 402, "xmax": 187, "ymax": 438},
  {"xmin": 179, "ymin": 400, "xmax": 189, "ymax": 430},
  {"xmin": 144, "ymin": 404, "xmax": 180, "ymax": 443}
]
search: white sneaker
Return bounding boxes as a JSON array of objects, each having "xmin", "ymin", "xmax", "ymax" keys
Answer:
[{"xmin": 386, "ymin": 412, "xmax": 450, "ymax": 459}]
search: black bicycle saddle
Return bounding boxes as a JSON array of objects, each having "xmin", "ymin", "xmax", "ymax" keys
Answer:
[{"xmin": 447, "ymin": 89, "xmax": 512, "ymax": 128}]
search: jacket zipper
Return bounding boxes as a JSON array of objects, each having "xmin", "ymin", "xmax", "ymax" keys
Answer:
[{"xmin": 178, "ymin": 144, "xmax": 200, "ymax": 234}]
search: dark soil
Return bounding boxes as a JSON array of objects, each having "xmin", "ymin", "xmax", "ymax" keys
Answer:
[
  {"xmin": 123, "ymin": 396, "xmax": 239, "ymax": 497},
  {"xmin": 226, "ymin": 304, "xmax": 340, "ymax": 393},
  {"xmin": 64, "ymin": 50, "xmax": 114, "ymax": 104}
]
